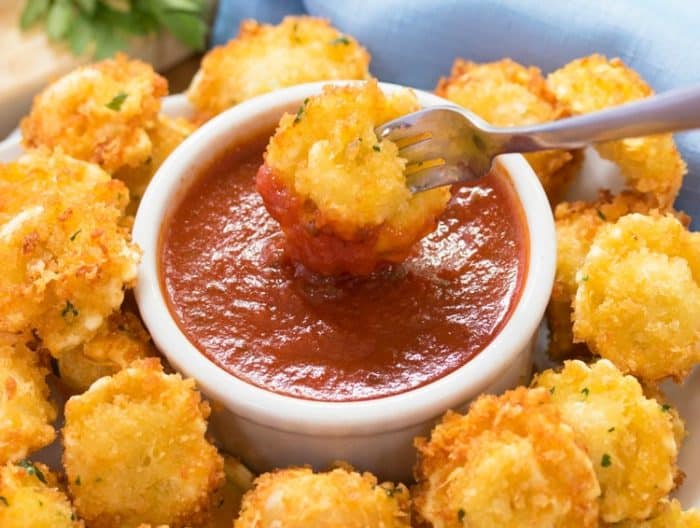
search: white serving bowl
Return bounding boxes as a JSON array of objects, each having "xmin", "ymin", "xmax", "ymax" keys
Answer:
[{"xmin": 133, "ymin": 81, "xmax": 556, "ymax": 482}]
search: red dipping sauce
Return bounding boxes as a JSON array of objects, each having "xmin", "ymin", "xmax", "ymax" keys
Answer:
[{"xmin": 160, "ymin": 133, "xmax": 528, "ymax": 402}]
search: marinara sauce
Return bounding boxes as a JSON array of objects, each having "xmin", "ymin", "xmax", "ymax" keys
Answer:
[{"xmin": 160, "ymin": 133, "xmax": 528, "ymax": 401}]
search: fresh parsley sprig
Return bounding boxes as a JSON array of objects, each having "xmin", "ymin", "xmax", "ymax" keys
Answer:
[{"xmin": 20, "ymin": 0, "xmax": 208, "ymax": 59}]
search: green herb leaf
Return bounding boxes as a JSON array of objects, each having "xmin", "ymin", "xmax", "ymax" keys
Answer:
[
  {"xmin": 596, "ymin": 209, "xmax": 606, "ymax": 221},
  {"xmin": 74, "ymin": 0, "xmax": 97, "ymax": 15},
  {"xmin": 373, "ymin": 144, "xmax": 381, "ymax": 152},
  {"xmin": 161, "ymin": 0, "xmax": 203, "ymax": 13},
  {"xmin": 294, "ymin": 98, "xmax": 310, "ymax": 125},
  {"xmin": 20, "ymin": 0, "xmax": 50, "ymax": 29},
  {"xmin": 661, "ymin": 404, "xmax": 671, "ymax": 412},
  {"xmin": 549, "ymin": 386, "xmax": 556, "ymax": 394},
  {"xmin": 0, "ymin": 496, "xmax": 7, "ymax": 506},
  {"xmin": 46, "ymin": 0, "xmax": 74, "ymax": 40},
  {"xmin": 581, "ymin": 275, "xmax": 589, "ymax": 282},
  {"xmin": 106, "ymin": 92, "xmax": 128, "ymax": 111},
  {"xmin": 608, "ymin": 426, "xmax": 615, "ymax": 432},
  {"xmin": 61, "ymin": 300, "xmax": 79, "ymax": 318},
  {"xmin": 159, "ymin": 11, "xmax": 207, "ymax": 50},
  {"xmin": 101, "ymin": 0, "xmax": 131, "ymax": 13},
  {"xmin": 69, "ymin": 229, "xmax": 82, "ymax": 241},
  {"xmin": 601, "ymin": 453, "xmax": 612, "ymax": 467},
  {"xmin": 458, "ymin": 508, "xmax": 466, "ymax": 522},
  {"xmin": 18, "ymin": 460, "xmax": 47, "ymax": 483},
  {"xmin": 580, "ymin": 387, "xmax": 590, "ymax": 398},
  {"xmin": 75, "ymin": 476, "xmax": 81, "ymax": 485},
  {"xmin": 68, "ymin": 14, "xmax": 93, "ymax": 55},
  {"xmin": 330, "ymin": 36, "xmax": 350, "ymax": 45}
]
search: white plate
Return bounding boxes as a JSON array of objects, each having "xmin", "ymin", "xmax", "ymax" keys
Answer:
[{"xmin": 2, "ymin": 94, "xmax": 698, "ymax": 508}]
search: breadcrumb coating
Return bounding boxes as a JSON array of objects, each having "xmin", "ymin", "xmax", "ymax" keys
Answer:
[
  {"xmin": 547, "ymin": 191, "xmax": 676, "ymax": 359},
  {"xmin": 57, "ymin": 309, "xmax": 154, "ymax": 393},
  {"xmin": 573, "ymin": 213, "xmax": 700, "ymax": 381},
  {"xmin": 615, "ymin": 499, "xmax": 700, "ymax": 527},
  {"xmin": 0, "ymin": 151, "xmax": 140, "ymax": 355},
  {"xmin": 533, "ymin": 360, "xmax": 681, "ymax": 522},
  {"xmin": 0, "ymin": 335, "xmax": 55, "ymax": 464},
  {"xmin": 260, "ymin": 80, "xmax": 451, "ymax": 275},
  {"xmin": 21, "ymin": 54, "xmax": 167, "ymax": 174},
  {"xmin": 435, "ymin": 58, "xmax": 575, "ymax": 202},
  {"xmin": 414, "ymin": 387, "xmax": 600, "ymax": 528},
  {"xmin": 188, "ymin": 16, "xmax": 370, "ymax": 119},
  {"xmin": 0, "ymin": 461, "xmax": 82, "ymax": 527},
  {"xmin": 234, "ymin": 467, "xmax": 411, "ymax": 528},
  {"xmin": 63, "ymin": 359, "xmax": 224, "ymax": 528},
  {"xmin": 115, "ymin": 115, "xmax": 195, "ymax": 213},
  {"xmin": 547, "ymin": 55, "xmax": 686, "ymax": 207}
]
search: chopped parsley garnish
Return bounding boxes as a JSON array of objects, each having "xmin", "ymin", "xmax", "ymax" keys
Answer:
[
  {"xmin": 661, "ymin": 404, "xmax": 671, "ymax": 412},
  {"xmin": 330, "ymin": 36, "xmax": 350, "ymax": 45},
  {"xmin": 458, "ymin": 508, "xmax": 466, "ymax": 522},
  {"xmin": 293, "ymin": 98, "xmax": 310, "ymax": 125},
  {"xmin": 75, "ymin": 476, "xmax": 81, "ymax": 485},
  {"xmin": 0, "ymin": 496, "xmax": 7, "ymax": 506},
  {"xmin": 608, "ymin": 426, "xmax": 615, "ymax": 432},
  {"xmin": 549, "ymin": 386, "xmax": 556, "ymax": 394},
  {"xmin": 61, "ymin": 300, "xmax": 79, "ymax": 318},
  {"xmin": 18, "ymin": 460, "xmax": 46, "ymax": 483},
  {"xmin": 373, "ymin": 144, "xmax": 381, "ymax": 152},
  {"xmin": 69, "ymin": 229, "xmax": 81, "ymax": 241},
  {"xmin": 596, "ymin": 209, "xmax": 607, "ymax": 221},
  {"xmin": 601, "ymin": 453, "xmax": 612, "ymax": 467},
  {"xmin": 580, "ymin": 387, "xmax": 590, "ymax": 398},
  {"xmin": 106, "ymin": 92, "xmax": 128, "ymax": 111},
  {"xmin": 581, "ymin": 275, "xmax": 589, "ymax": 282},
  {"xmin": 384, "ymin": 486, "xmax": 395, "ymax": 497}
]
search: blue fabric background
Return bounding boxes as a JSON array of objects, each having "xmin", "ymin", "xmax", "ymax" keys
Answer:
[{"xmin": 213, "ymin": 0, "xmax": 700, "ymax": 221}]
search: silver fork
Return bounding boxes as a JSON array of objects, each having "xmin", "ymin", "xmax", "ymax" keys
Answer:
[{"xmin": 375, "ymin": 85, "xmax": 700, "ymax": 192}]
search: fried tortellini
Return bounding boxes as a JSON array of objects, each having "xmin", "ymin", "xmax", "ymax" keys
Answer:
[
  {"xmin": 533, "ymin": 360, "xmax": 682, "ymax": 522},
  {"xmin": 547, "ymin": 54, "xmax": 686, "ymax": 207},
  {"xmin": 413, "ymin": 387, "xmax": 600, "ymax": 528},
  {"xmin": 235, "ymin": 467, "xmax": 410, "ymax": 528},
  {"xmin": 435, "ymin": 58, "xmax": 575, "ymax": 201},
  {"xmin": 0, "ymin": 461, "xmax": 82, "ymax": 528},
  {"xmin": 0, "ymin": 335, "xmax": 55, "ymax": 464},
  {"xmin": 188, "ymin": 16, "xmax": 370, "ymax": 119},
  {"xmin": 573, "ymin": 213, "xmax": 700, "ymax": 381},
  {"xmin": 0, "ymin": 152, "xmax": 140, "ymax": 355},
  {"xmin": 259, "ymin": 80, "xmax": 451, "ymax": 275},
  {"xmin": 63, "ymin": 359, "xmax": 224, "ymax": 528},
  {"xmin": 21, "ymin": 54, "xmax": 167, "ymax": 175}
]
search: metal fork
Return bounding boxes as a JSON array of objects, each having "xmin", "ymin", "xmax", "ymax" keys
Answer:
[{"xmin": 375, "ymin": 85, "xmax": 700, "ymax": 192}]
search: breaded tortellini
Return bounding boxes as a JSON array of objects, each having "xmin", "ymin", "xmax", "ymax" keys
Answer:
[
  {"xmin": 21, "ymin": 54, "xmax": 167, "ymax": 174},
  {"xmin": 0, "ymin": 151, "xmax": 140, "ymax": 355},
  {"xmin": 57, "ymin": 308, "xmax": 154, "ymax": 393},
  {"xmin": 533, "ymin": 360, "xmax": 682, "ymax": 522},
  {"xmin": 0, "ymin": 335, "xmax": 55, "ymax": 464},
  {"xmin": 435, "ymin": 58, "xmax": 575, "ymax": 201},
  {"xmin": 62, "ymin": 359, "xmax": 224, "ymax": 528},
  {"xmin": 547, "ymin": 55, "xmax": 686, "ymax": 207},
  {"xmin": 115, "ymin": 115, "xmax": 195, "ymax": 213},
  {"xmin": 573, "ymin": 213, "xmax": 700, "ymax": 381},
  {"xmin": 188, "ymin": 16, "xmax": 370, "ymax": 119},
  {"xmin": 259, "ymin": 81, "xmax": 451, "ymax": 275},
  {"xmin": 0, "ymin": 461, "xmax": 83, "ymax": 527},
  {"xmin": 413, "ymin": 387, "xmax": 600, "ymax": 528},
  {"xmin": 547, "ymin": 191, "xmax": 671, "ymax": 359},
  {"xmin": 615, "ymin": 499, "xmax": 700, "ymax": 527},
  {"xmin": 234, "ymin": 467, "xmax": 410, "ymax": 528}
]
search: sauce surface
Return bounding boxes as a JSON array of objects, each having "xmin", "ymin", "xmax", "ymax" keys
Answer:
[{"xmin": 160, "ymin": 135, "xmax": 528, "ymax": 401}]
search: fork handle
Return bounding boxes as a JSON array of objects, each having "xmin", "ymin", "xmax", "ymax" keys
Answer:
[{"xmin": 497, "ymin": 84, "xmax": 700, "ymax": 152}]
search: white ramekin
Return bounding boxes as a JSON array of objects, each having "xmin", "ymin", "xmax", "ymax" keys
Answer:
[{"xmin": 133, "ymin": 81, "xmax": 556, "ymax": 482}]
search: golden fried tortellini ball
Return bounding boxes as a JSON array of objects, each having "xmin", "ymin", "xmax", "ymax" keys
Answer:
[
  {"xmin": 57, "ymin": 308, "xmax": 154, "ymax": 393},
  {"xmin": 547, "ymin": 55, "xmax": 686, "ymax": 207},
  {"xmin": 188, "ymin": 16, "xmax": 370, "ymax": 119},
  {"xmin": 547, "ymin": 191, "xmax": 678, "ymax": 359},
  {"xmin": 0, "ymin": 152, "xmax": 140, "ymax": 355},
  {"xmin": 435, "ymin": 58, "xmax": 574, "ymax": 202},
  {"xmin": 259, "ymin": 80, "xmax": 451, "ymax": 275},
  {"xmin": 63, "ymin": 359, "xmax": 224, "ymax": 528},
  {"xmin": 0, "ymin": 461, "xmax": 83, "ymax": 527},
  {"xmin": 413, "ymin": 387, "xmax": 600, "ymax": 528},
  {"xmin": 115, "ymin": 115, "xmax": 195, "ymax": 213},
  {"xmin": 21, "ymin": 54, "xmax": 167, "ymax": 174},
  {"xmin": 573, "ymin": 213, "xmax": 700, "ymax": 381},
  {"xmin": 234, "ymin": 467, "xmax": 410, "ymax": 528},
  {"xmin": 0, "ymin": 335, "xmax": 55, "ymax": 464},
  {"xmin": 533, "ymin": 360, "xmax": 682, "ymax": 523},
  {"xmin": 615, "ymin": 499, "xmax": 700, "ymax": 527}
]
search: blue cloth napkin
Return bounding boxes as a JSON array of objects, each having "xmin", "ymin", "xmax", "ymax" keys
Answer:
[{"xmin": 213, "ymin": 0, "xmax": 700, "ymax": 222}]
